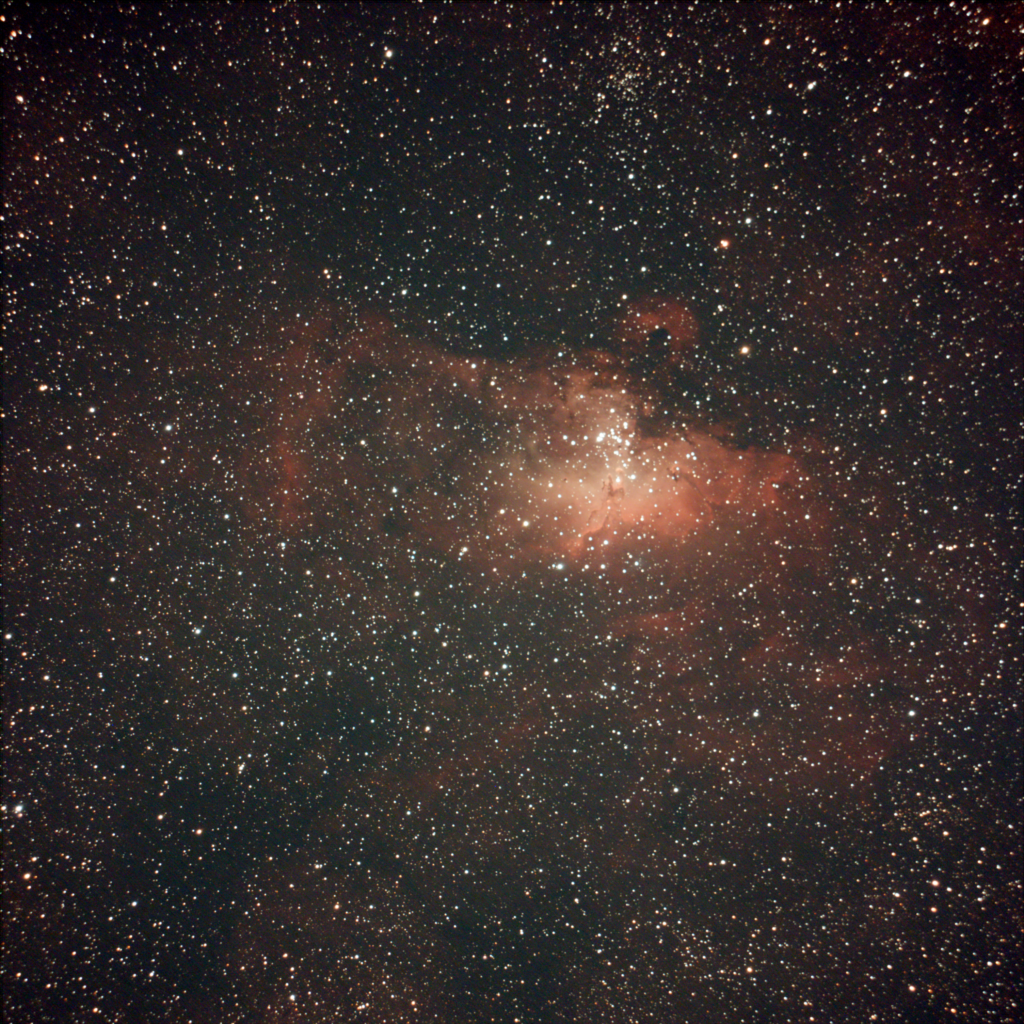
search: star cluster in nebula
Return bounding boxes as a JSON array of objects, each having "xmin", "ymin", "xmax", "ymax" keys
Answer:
[{"xmin": 4, "ymin": 4, "xmax": 1021, "ymax": 1023}]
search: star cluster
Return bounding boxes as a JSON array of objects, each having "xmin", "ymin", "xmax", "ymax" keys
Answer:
[{"xmin": 4, "ymin": 4, "xmax": 1021, "ymax": 1023}]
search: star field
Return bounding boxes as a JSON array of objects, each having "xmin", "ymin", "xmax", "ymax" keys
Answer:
[{"xmin": 4, "ymin": 4, "xmax": 1021, "ymax": 1022}]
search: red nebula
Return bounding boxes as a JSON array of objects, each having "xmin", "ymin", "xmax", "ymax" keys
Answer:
[{"xmin": 229, "ymin": 308, "xmax": 947, "ymax": 805}]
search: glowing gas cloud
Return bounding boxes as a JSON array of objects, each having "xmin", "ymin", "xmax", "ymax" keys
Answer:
[{"xmin": 229, "ymin": 307, "xmax": 940, "ymax": 806}]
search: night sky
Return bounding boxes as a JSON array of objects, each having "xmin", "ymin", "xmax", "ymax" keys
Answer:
[{"xmin": 4, "ymin": 3, "xmax": 1022, "ymax": 1022}]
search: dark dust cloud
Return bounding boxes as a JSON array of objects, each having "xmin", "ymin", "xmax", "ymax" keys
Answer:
[{"xmin": 4, "ymin": 4, "xmax": 1021, "ymax": 1022}]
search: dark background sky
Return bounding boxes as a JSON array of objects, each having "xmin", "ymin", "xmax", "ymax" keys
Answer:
[{"xmin": 4, "ymin": 3, "xmax": 1021, "ymax": 1022}]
